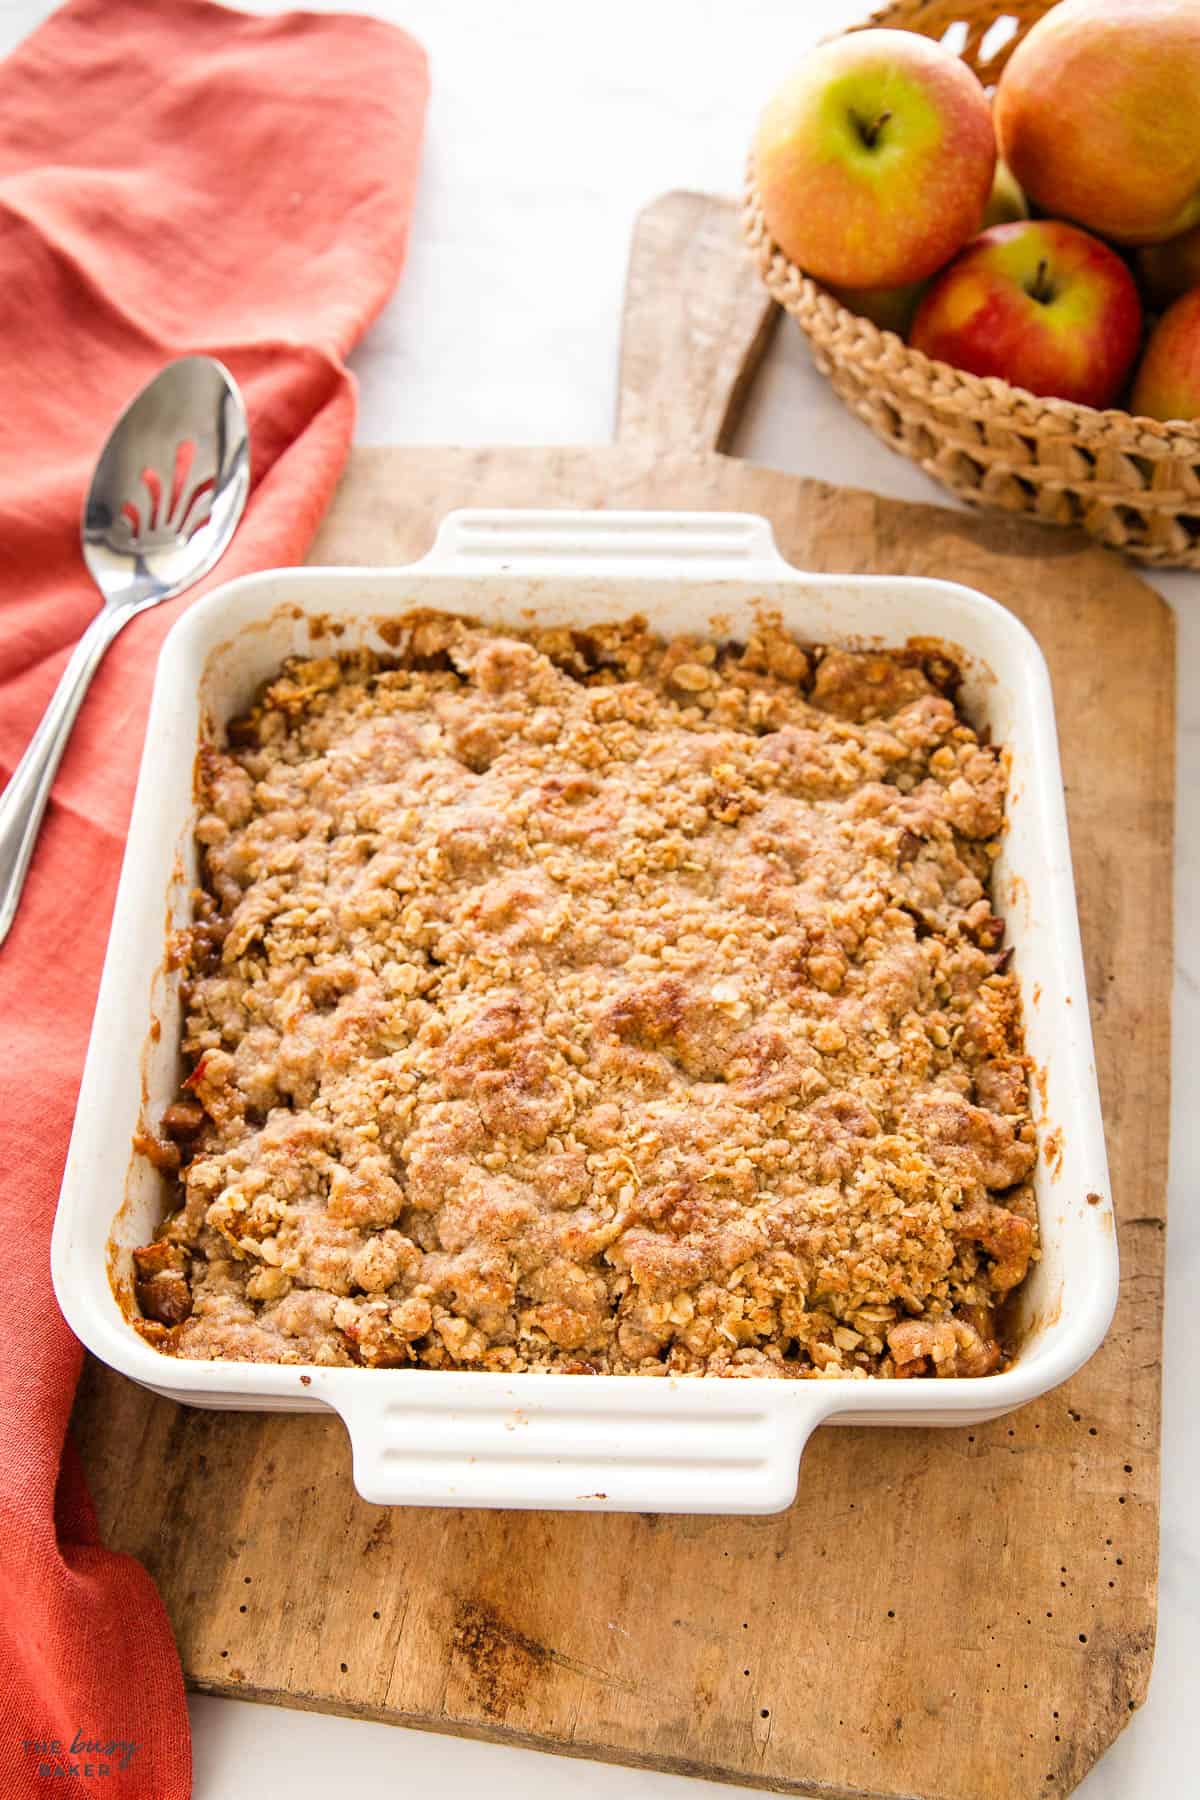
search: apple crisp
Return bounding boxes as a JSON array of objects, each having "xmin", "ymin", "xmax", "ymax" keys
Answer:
[{"xmin": 133, "ymin": 611, "xmax": 1038, "ymax": 1380}]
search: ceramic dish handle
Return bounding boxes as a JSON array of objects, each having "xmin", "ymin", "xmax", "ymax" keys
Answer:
[
  {"xmin": 417, "ymin": 507, "xmax": 789, "ymax": 575},
  {"xmin": 330, "ymin": 1381, "xmax": 840, "ymax": 1513}
]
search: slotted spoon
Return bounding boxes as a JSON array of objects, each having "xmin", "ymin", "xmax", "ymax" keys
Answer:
[{"xmin": 0, "ymin": 355, "xmax": 250, "ymax": 948}]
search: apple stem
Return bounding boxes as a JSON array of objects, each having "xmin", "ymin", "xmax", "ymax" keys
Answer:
[
  {"xmin": 1030, "ymin": 257, "xmax": 1053, "ymax": 305},
  {"xmin": 860, "ymin": 109, "xmax": 892, "ymax": 148}
]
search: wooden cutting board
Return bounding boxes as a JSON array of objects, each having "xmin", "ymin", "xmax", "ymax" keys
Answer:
[{"xmin": 73, "ymin": 193, "xmax": 1172, "ymax": 1800}]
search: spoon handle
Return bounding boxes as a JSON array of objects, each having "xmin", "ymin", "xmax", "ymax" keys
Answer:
[{"xmin": 0, "ymin": 606, "xmax": 131, "ymax": 949}]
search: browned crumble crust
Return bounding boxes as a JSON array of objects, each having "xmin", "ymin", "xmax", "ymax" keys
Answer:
[{"xmin": 133, "ymin": 612, "xmax": 1038, "ymax": 1380}]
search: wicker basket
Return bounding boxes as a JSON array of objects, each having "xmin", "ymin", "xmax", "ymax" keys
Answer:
[{"xmin": 743, "ymin": 0, "xmax": 1200, "ymax": 567}]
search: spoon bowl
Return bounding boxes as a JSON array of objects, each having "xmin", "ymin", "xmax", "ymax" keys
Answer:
[{"xmin": 83, "ymin": 356, "xmax": 250, "ymax": 607}]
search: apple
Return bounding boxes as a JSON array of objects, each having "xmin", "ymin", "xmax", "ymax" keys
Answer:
[
  {"xmin": 1137, "ymin": 226, "xmax": 1200, "ymax": 311},
  {"xmin": 826, "ymin": 278, "xmax": 928, "ymax": 336},
  {"xmin": 909, "ymin": 220, "xmax": 1143, "ymax": 410},
  {"xmin": 981, "ymin": 157, "xmax": 1027, "ymax": 229},
  {"xmin": 1131, "ymin": 290, "xmax": 1200, "ymax": 420},
  {"xmin": 995, "ymin": 0, "xmax": 1200, "ymax": 246},
  {"xmin": 754, "ymin": 27, "xmax": 995, "ymax": 289}
]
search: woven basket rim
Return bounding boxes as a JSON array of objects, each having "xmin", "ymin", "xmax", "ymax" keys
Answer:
[{"xmin": 742, "ymin": 161, "xmax": 1200, "ymax": 454}]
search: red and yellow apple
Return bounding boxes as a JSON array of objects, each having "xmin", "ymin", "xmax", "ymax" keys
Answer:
[
  {"xmin": 754, "ymin": 28, "xmax": 995, "ymax": 289},
  {"xmin": 909, "ymin": 220, "xmax": 1144, "ymax": 410},
  {"xmin": 1137, "ymin": 226, "xmax": 1200, "ymax": 311},
  {"xmin": 1131, "ymin": 290, "xmax": 1200, "ymax": 420},
  {"xmin": 995, "ymin": 0, "xmax": 1200, "ymax": 246}
]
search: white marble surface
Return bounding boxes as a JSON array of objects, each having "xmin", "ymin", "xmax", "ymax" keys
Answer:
[{"xmin": 2, "ymin": 0, "xmax": 1193, "ymax": 1794}]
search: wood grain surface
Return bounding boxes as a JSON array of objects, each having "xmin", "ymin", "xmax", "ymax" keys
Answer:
[{"xmin": 73, "ymin": 193, "xmax": 1173, "ymax": 1800}]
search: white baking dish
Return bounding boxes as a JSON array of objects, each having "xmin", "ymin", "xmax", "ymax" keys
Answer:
[{"xmin": 52, "ymin": 509, "xmax": 1117, "ymax": 1514}]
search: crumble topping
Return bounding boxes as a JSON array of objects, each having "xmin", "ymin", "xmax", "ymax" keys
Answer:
[{"xmin": 132, "ymin": 612, "xmax": 1037, "ymax": 1379}]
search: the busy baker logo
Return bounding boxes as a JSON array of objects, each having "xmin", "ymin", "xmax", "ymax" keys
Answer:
[{"xmin": 22, "ymin": 1732, "xmax": 139, "ymax": 1778}]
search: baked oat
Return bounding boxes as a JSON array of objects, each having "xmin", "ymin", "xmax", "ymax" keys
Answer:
[{"xmin": 131, "ymin": 611, "xmax": 1038, "ymax": 1380}]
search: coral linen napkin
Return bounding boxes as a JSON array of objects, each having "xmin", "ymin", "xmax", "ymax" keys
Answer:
[{"xmin": 0, "ymin": 1, "xmax": 427, "ymax": 1792}]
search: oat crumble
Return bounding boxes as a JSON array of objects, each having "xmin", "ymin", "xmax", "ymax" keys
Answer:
[{"xmin": 132, "ymin": 611, "xmax": 1038, "ymax": 1380}]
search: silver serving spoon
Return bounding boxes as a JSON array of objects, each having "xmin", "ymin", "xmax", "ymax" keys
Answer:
[{"xmin": 0, "ymin": 355, "xmax": 250, "ymax": 948}]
